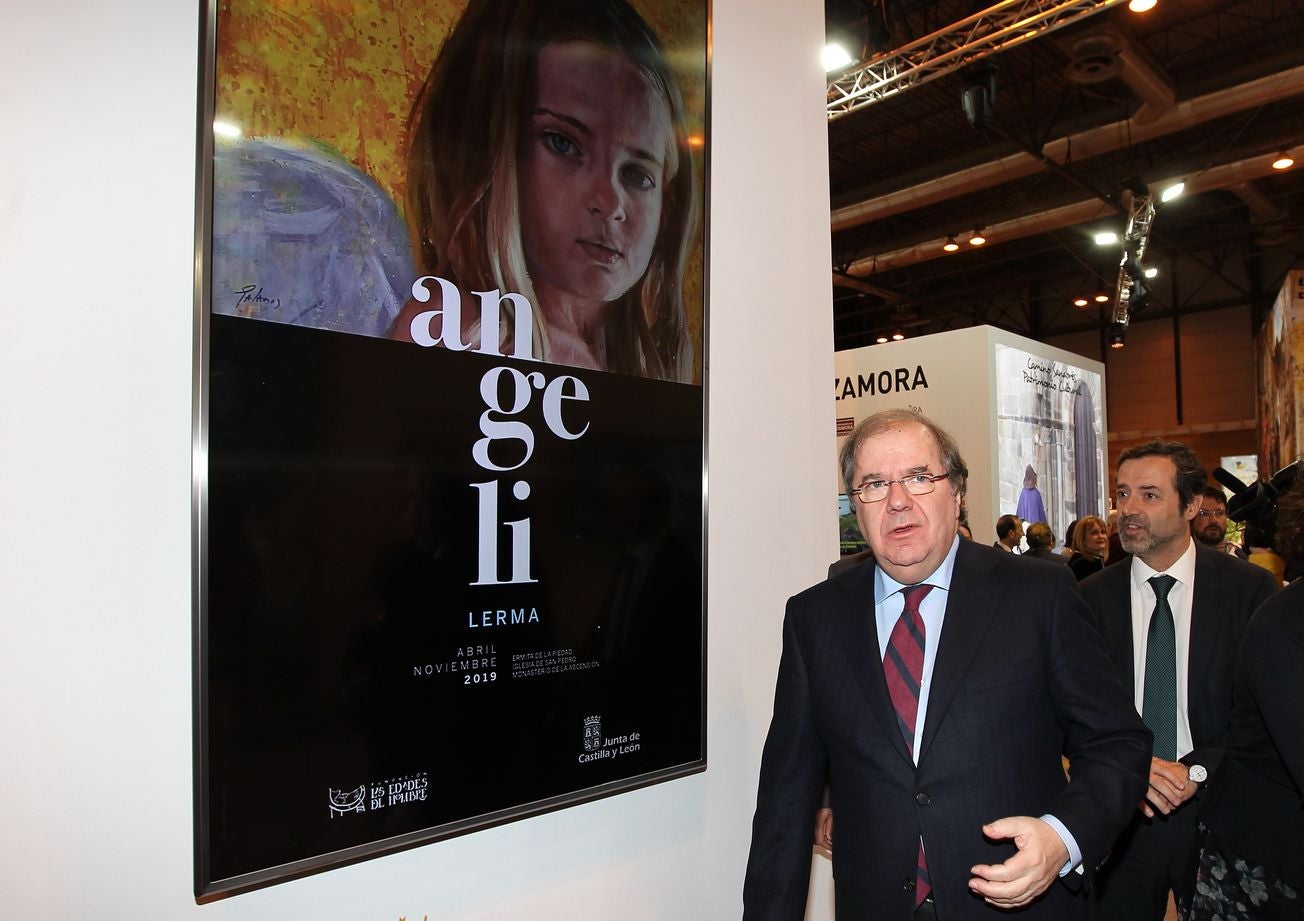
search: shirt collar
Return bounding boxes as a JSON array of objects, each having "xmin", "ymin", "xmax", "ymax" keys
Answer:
[
  {"xmin": 875, "ymin": 534, "xmax": 961, "ymax": 604},
  {"xmin": 1129, "ymin": 535, "xmax": 1197, "ymax": 588}
]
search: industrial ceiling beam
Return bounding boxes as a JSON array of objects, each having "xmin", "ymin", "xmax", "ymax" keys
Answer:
[
  {"xmin": 840, "ymin": 147, "xmax": 1303, "ymax": 276},
  {"xmin": 831, "ymin": 63, "xmax": 1304, "ymax": 233}
]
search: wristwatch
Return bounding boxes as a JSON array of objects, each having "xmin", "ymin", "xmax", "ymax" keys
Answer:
[{"xmin": 1187, "ymin": 764, "xmax": 1208, "ymax": 783}]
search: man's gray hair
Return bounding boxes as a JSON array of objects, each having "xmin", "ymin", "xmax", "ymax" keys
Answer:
[{"xmin": 839, "ymin": 408, "xmax": 969, "ymax": 499}]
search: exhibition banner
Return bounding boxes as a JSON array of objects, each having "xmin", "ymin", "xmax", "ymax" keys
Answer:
[{"xmin": 193, "ymin": 0, "xmax": 708, "ymax": 899}]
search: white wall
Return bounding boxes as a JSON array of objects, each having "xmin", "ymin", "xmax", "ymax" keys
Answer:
[{"xmin": 0, "ymin": 1, "xmax": 834, "ymax": 918}]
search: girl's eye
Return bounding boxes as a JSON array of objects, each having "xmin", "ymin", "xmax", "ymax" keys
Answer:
[
  {"xmin": 543, "ymin": 130, "xmax": 579, "ymax": 157},
  {"xmin": 620, "ymin": 162, "xmax": 656, "ymax": 191}
]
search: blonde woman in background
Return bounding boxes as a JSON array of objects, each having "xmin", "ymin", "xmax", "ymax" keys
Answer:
[{"xmin": 1068, "ymin": 514, "xmax": 1109, "ymax": 581}]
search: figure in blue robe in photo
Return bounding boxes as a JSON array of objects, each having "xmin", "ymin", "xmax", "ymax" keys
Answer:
[{"xmin": 1016, "ymin": 464, "xmax": 1048, "ymax": 529}]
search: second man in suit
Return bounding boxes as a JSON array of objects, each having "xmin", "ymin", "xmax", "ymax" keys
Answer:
[{"xmin": 1078, "ymin": 440, "xmax": 1278, "ymax": 921}]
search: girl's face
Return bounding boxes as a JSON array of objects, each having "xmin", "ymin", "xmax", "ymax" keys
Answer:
[
  {"xmin": 1084, "ymin": 521, "xmax": 1108, "ymax": 556},
  {"xmin": 519, "ymin": 41, "xmax": 673, "ymax": 312}
]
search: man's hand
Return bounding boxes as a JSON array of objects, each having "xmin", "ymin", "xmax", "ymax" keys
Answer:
[
  {"xmin": 813, "ymin": 808, "xmax": 833, "ymax": 850},
  {"xmin": 1140, "ymin": 757, "xmax": 1198, "ymax": 817},
  {"xmin": 969, "ymin": 816, "xmax": 1069, "ymax": 909}
]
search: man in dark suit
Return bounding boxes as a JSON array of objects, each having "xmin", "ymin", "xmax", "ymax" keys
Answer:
[
  {"xmin": 1077, "ymin": 440, "xmax": 1278, "ymax": 921},
  {"xmin": 994, "ymin": 514, "xmax": 1023, "ymax": 552},
  {"xmin": 1024, "ymin": 522, "xmax": 1069, "ymax": 563},
  {"xmin": 743, "ymin": 409, "xmax": 1150, "ymax": 921}
]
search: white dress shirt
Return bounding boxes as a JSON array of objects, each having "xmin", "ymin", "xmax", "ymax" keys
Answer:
[{"xmin": 1128, "ymin": 537, "xmax": 1197, "ymax": 760}]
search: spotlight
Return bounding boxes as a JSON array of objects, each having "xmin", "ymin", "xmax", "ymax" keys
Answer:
[
  {"xmin": 1128, "ymin": 0, "xmax": 1157, "ymax": 12},
  {"xmin": 961, "ymin": 62, "xmax": 998, "ymax": 130},
  {"xmin": 1094, "ymin": 293, "xmax": 1110, "ymax": 303},
  {"xmin": 1073, "ymin": 296, "xmax": 1090, "ymax": 308},
  {"xmin": 943, "ymin": 235, "xmax": 960, "ymax": 252},
  {"xmin": 1160, "ymin": 182, "xmax": 1185, "ymax": 202},
  {"xmin": 969, "ymin": 229, "xmax": 987, "ymax": 246},
  {"xmin": 822, "ymin": 42, "xmax": 853, "ymax": 73},
  {"xmin": 1144, "ymin": 267, "xmax": 1159, "ymax": 279},
  {"xmin": 876, "ymin": 335, "xmax": 889, "ymax": 344},
  {"xmin": 891, "ymin": 332, "xmax": 905, "ymax": 341},
  {"xmin": 1108, "ymin": 322, "xmax": 1127, "ymax": 348},
  {"xmin": 1094, "ymin": 230, "xmax": 1119, "ymax": 246},
  {"xmin": 1272, "ymin": 151, "xmax": 1295, "ymax": 171}
]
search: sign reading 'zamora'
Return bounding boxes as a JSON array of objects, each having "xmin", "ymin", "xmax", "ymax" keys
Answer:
[{"xmin": 835, "ymin": 364, "xmax": 929, "ymax": 401}]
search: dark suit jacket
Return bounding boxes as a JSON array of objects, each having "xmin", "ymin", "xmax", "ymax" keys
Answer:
[
  {"xmin": 1199, "ymin": 581, "xmax": 1304, "ymax": 887},
  {"xmin": 1077, "ymin": 543, "xmax": 1278, "ymax": 781},
  {"xmin": 743, "ymin": 541, "xmax": 1150, "ymax": 920},
  {"xmin": 1025, "ymin": 548, "xmax": 1070, "ymax": 563}
]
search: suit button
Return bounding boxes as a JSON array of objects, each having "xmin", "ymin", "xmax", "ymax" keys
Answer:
[
  {"xmin": 915, "ymin": 792, "xmax": 931, "ymax": 805},
  {"xmin": 903, "ymin": 879, "xmax": 916, "ymax": 892}
]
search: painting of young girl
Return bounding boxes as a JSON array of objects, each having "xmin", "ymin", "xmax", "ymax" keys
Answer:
[{"xmin": 210, "ymin": 0, "xmax": 705, "ymax": 382}]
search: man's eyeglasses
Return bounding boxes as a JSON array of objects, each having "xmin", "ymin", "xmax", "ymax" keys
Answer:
[
  {"xmin": 1196, "ymin": 508, "xmax": 1227, "ymax": 519},
  {"xmin": 850, "ymin": 472, "xmax": 951, "ymax": 504}
]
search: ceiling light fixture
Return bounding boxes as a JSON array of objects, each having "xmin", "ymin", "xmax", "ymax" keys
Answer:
[
  {"xmin": 943, "ymin": 235, "xmax": 960, "ymax": 252},
  {"xmin": 1127, "ymin": 0, "xmax": 1157, "ymax": 12},
  {"xmin": 822, "ymin": 43, "xmax": 853, "ymax": 73},
  {"xmin": 1108, "ymin": 322, "xmax": 1128, "ymax": 348},
  {"xmin": 1073, "ymin": 296, "xmax": 1090, "ymax": 308},
  {"xmin": 876, "ymin": 335, "xmax": 889, "ymax": 344},
  {"xmin": 1160, "ymin": 182, "xmax": 1185, "ymax": 202},
  {"xmin": 1144, "ymin": 267, "xmax": 1159, "ymax": 279},
  {"xmin": 1094, "ymin": 230, "xmax": 1119, "ymax": 246},
  {"xmin": 1094, "ymin": 293, "xmax": 1111, "ymax": 303},
  {"xmin": 891, "ymin": 332, "xmax": 906, "ymax": 341},
  {"xmin": 1272, "ymin": 151, "xmax": 1295, "ymax": 170},
  {"xmin": 969, "ymin": 229, "xmax": 987, "ymax": 246}
]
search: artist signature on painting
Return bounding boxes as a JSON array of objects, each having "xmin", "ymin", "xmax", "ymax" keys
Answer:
[{"xmin": 233, "ymin": 283, "xmax": 281, "ymax": 312}]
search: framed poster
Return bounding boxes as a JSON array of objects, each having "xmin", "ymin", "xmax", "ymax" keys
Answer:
[{"xmin": 193, "ymin": 0, "xmax": 708, "ymax": 900}]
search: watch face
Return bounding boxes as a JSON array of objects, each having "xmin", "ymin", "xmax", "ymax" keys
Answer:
[{"xmin": 1188, "ymin": 765, "xmax": 1208, "ymax": 783}]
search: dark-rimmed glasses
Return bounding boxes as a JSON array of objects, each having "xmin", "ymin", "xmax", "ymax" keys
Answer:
[{"xmin": 850, "ymin": 472, "xmax": 951, "ymax": 504}]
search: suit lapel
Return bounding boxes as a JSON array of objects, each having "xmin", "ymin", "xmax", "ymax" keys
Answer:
[
  {"xmin": 1104, "ymin": 566, "xmax": 1136, "ymax": 697},
  {"xmin": 832, "ymin": 566, "xmax": 915, "ymax": 765},
  {"xmin": 1187, "ymin": 549, "xmax": 1219, "ymax": 705},
  {"xmin": 917, "ymin": 543, "xmax": 1001, "ymax": 762}
]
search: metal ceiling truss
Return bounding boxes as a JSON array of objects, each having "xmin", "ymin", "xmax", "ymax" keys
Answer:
[
  {"xmin": 1109, "ymin": 185, "xmax": 1156, "ymax": 331},
  {"xmin": 827, "ymin": 0, "xmax": 1131, "ymax": 119}
]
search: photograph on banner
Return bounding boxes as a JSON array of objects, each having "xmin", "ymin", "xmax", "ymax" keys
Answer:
[
  {"xmin": 993, "ymin": 343, "xmax": 1107, "ymax": 541},
  {"xmin": 196, "ymin": 0, "xmax": 707, "ymax": 899}
]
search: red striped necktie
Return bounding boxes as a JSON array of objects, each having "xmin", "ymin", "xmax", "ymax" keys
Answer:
[{"xmin": 885, "ymin": 583, "xmax": 933, "ymax": 906}]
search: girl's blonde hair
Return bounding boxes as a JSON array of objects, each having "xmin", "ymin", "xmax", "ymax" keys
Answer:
[{"xmin": 406, "ymin": 0, "xmax": 698, "ymax": 381}]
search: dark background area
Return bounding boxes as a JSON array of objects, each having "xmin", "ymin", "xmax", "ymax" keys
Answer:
[{"xmin": 824, "ymin": 0, "xmax": 1304, "ymax": 351}]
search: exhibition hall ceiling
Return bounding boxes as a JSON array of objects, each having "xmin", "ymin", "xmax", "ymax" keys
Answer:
[{"xmin": 825, "ymin": 0, "xmax": 1304, "ymax": 350}]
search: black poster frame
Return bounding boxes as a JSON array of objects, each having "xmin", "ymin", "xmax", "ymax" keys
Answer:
[{"xmin": 192, "ymin": 0, "xmax": 709, "ymax": 900}]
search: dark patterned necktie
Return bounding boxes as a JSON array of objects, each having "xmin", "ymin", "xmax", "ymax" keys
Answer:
[
  {"xmin": 885, "ymin": 583, "xmax": 933, "ymax": 906},
  {"xmin": 1143, "ymin": 575, "xmax": 1178, "ymax": 761}
]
